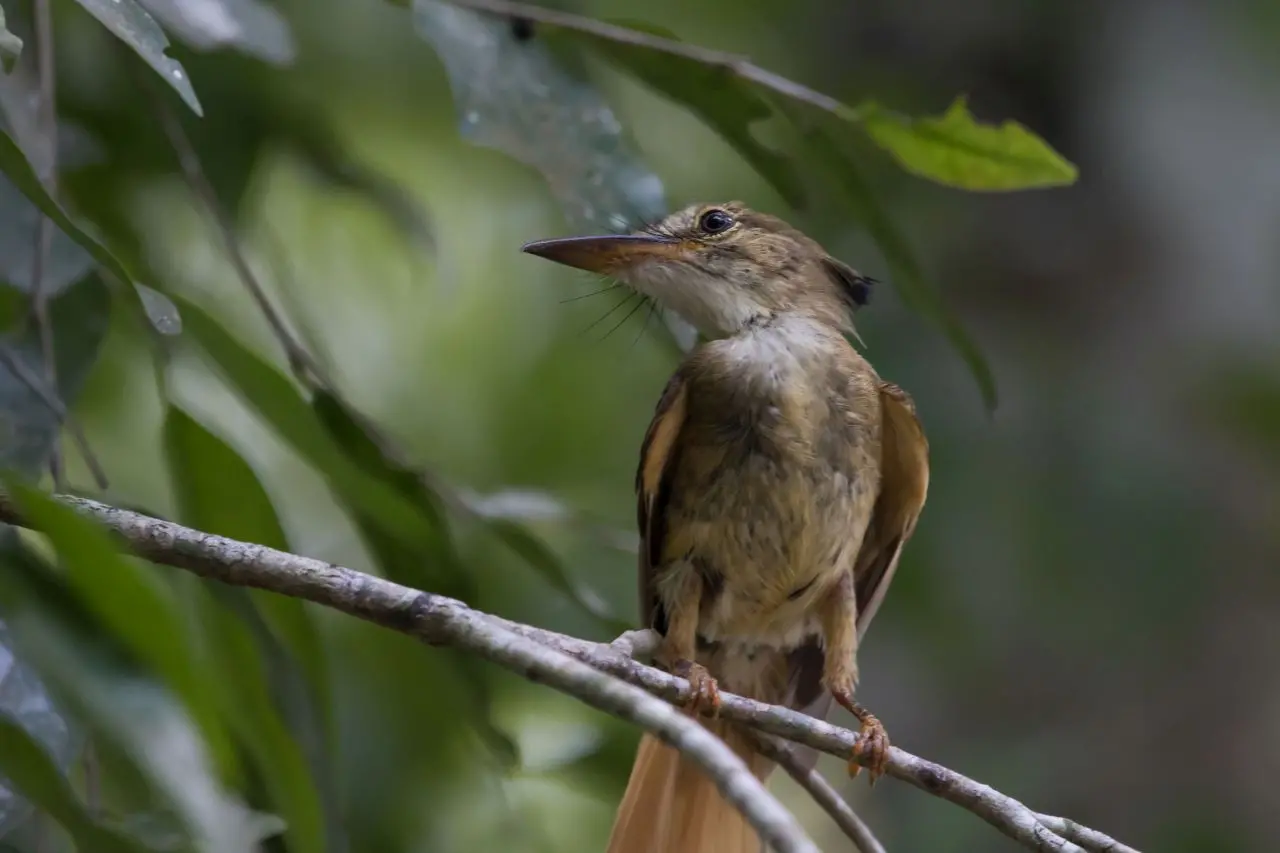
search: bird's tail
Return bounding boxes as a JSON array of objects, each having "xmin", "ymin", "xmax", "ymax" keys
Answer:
[{"xmin": 605, "ymin": 720, "xmax": 774, "ymax": 853}]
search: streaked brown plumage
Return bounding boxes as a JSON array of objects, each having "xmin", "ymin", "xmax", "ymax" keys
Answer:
[{"xmin": 523, "ymin": 202, "xmax": 929, "ymax": 853}]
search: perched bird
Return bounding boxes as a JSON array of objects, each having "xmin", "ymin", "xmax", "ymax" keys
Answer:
[{"xmin": 522, "ymin": 202, "xmax": 929, "ymax": 853}]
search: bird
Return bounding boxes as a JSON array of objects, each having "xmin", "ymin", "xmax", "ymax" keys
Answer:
[{"xmin": 522, "ymin": 201, "xmax": 930, "ymax": 853}]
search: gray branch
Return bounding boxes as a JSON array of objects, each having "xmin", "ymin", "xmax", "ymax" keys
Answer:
[
  {"xmin": 744, "ymin": 728, "xmax": 885, "ymax": 853},
  {"xmin": 0, "ymin": 492, "xmax": 1140, "ymax": 853}
]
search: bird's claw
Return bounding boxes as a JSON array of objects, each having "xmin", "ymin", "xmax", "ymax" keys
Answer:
[
  {"xmin": 830, "ymin": 688, "xmax": 890, "ymax": 785},
  {"xmin": 672, "ymin": 659, "xmax": 721, "ymax": 717}
]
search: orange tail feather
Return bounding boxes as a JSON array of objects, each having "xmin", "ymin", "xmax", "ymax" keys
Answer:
[{"xmin": 606, "ymin": 722, "xmax": 773, "ymax": 853}]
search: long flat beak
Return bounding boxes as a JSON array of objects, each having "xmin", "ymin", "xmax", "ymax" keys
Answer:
[{"xmin": 521, "ymin": 233, "xmax": 681, "ymax": 275}]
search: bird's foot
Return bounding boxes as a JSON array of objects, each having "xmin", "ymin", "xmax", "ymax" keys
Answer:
[
  {"xmin": 671, "ymin": 659, "xmax": 721, "ymax": 717},
  {"xmin": 830, "ymin": 688, "xmax": 890, "ymax": 785}
]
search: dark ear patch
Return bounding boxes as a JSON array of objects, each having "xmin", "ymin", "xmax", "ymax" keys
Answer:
[{"xmin": 821, "ymin": 256, "xmax": 876, "ymax": 309}]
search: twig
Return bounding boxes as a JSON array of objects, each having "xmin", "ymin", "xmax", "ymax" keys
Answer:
[
  {"xmin": 146, "ymin": 82, "xmax": 329, "ymax": 389},
  {"xmin": 608, "ymin": 628, "xmax": 660, "ymax": 660},
  {"xmin": 141, "ymin": 74, "xmax": 445, "ymax": 498},
  {"xmin": 1036, "ymin": 815, "xmax": 1140, "ymax": 853},
  {"xmin": 442, "ymin": 0, "xmax": 846, "ymax": 114},
  {"xmin": 0, "ymin": 346, "xmax": 108, "ymax": 490},
  {"xmin": 745, "ymin": 729, "xmax": 885, "ymax": 853},
  {"xmin": 0, "ymin": 492, "xmax": 1139, "ymax": 853},
  {"xmin": 29, "ymin": 0, "xmax": 60, "ymax": 489}
]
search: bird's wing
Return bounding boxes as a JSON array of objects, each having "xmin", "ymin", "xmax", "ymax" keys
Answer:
[
  {"xmin": 790, "ymin": 381, "xmax": 929, "ymax": 771},
  {"xmin": 853, "ymin": 381, "xmax": 930, "ymax": 639},
  {"xmin": 635, "ymin": 369, "xmax": 689, "ymax": 632}
]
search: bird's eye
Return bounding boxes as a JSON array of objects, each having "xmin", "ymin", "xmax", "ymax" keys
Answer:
[{"xmin": 698, "ymin": 209, "xmax": 734, "ymax": 234}]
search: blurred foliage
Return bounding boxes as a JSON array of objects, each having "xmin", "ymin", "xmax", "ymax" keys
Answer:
[
  {"xmin": 0, "ymin": 0, "xmax": 1272, "ymax": 852},
  {"xmin": 0, "ymin": 6, "xmax": 19, "ymax": 73}
]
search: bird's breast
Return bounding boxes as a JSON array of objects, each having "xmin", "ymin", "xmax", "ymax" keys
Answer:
[{"xmin": 660, "ymin": 321, "xmax": 881, "ymax": 650}]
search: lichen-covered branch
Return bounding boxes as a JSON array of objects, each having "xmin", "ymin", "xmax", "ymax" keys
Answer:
[{"xmin": 0, "ymin": 492, "xmax": 1139, "ymax": 853}]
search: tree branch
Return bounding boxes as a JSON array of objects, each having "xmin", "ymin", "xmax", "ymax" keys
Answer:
[
  {"xmin": 0, "ymin": 492, "xmax": 1139, "ymax": 853},
  {"xmin": 744, "ymin": 728, "xmax": 885, "ymax": 853}
]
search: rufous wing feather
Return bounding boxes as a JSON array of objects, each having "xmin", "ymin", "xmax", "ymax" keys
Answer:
[
  {"xmin": 853, "ymin": 381, "xmax": 930, "ymax": 639},
  {"xmin": 635, "ymin": 370, "xmax": 687, "ymax": 634},
  {"xmin": 610, "ymin": 370, "xmax": 771, "ymax": 853}
]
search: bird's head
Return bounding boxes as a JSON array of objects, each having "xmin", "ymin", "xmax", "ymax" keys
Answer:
[{"xmin": 522, "ymin": 201, "xmax": 875, "ymax": 338}]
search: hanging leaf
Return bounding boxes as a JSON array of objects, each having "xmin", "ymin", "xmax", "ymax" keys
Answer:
[
  {"xmin": 0, "ymin": 533, "xmax": 280, "ymax": 853},
  {"xmin": 136, "ymin": 0, "xmax": 295, "ymax": 66},
  {"xmin": 413, "ymin": 0, "xmax": 665, "ymax": 232},
  {"xmin": 309, "ymin": 391, "xmax": 468, "ymax": 598},
  {"xmin": 170, "ymin": 294, "xmax": 443, "ymax": 551},
  {"xmin": 0, "ymin": 617, "xmax": 81, "ymax": 841},
  {"xmin": 308, "ymin": 391, "xmax": 518, "ymax": 769},
  {"xmin": 852, "ymin": 96, "xmax": 1077, "ymax": 191},
  {"xmin": 188, "ymin": 585, "xmax": 327, "ymax": 853},
  {"xmin": 486, "ymin": 519, "xmax": 629, "ymax": 635},
  {"xmin": 0, "ymin": 716, "xmax": 142, "ymax": 853},
  {"xmin": 1, "ymin": 481, "xmax": 237, "ymax": 778},
  {"xmin": 575, "ymin": 18, "xmax": 805, "ymax": 209},
  {"xmin": 162, "ymin": 406, "xmax": 332, "ymax": 853},
  {"xmin": 68, "ymin": 0, "xmax": 202, "ymax": 115},
  {"xmin": 412, "ymin": 0, "xmax": 696, "ymax": 349},
  {"xmin": 161, "ymin": 405, "xmax": 327, "ymax": 692}
]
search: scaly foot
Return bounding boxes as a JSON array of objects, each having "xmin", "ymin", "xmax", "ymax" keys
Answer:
[
  {"xmin": 671, "ymin": 658, "xmax": 721, "ymax": 717},
  {"xmin": 830, "ymin": 688, "xmax": 890, "ymax": 785}
]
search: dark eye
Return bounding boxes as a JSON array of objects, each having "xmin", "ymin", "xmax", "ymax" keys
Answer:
[{"xmin": 698, "ymin": 209, "xmax": 734, "ymax": 234}]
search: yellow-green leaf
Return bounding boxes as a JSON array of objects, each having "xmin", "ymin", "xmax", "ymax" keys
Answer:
[{"xmin": 853, "ymin": 96, "xmax": 1077, "ymax": 191}]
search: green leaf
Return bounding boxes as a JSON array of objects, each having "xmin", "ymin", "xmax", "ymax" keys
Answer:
[
  {"xmin": 161, "ymin": 405, "xmax": 328, "ymax": 696},
  {"xmin": 853, "ymin": 96, "xmax": 1077, "ymax": 191},
  {"xmin": 308, "ymin": 392, "xmax": 519, "ymax": 770},
  {"xmin": 0, "ymin": 535, "xmax": 280, "ymax": 853},
  {"xmin": 1, "ymin": 481, "xmax": 237, "ymax": 779},
  {"xmin": 574, "ymin": 19, "xmax": 806, "ymax": 209},
  {"xmin": 411, "ymin": 0, "xmax": 667, "ymax": 233},
  {"xmin": 170, "ymin": 294, "xmax": 444, "ymax": 553},
  {"xmin": 309, "ymin": 391, "xmax": 468, "ymax": 598},
  {"xmin": 486, "ymin": 519, "xmax": 629, "ymax": 636},
  {"xmin": 161, "ymin": 404, "xmax": 335, "ymax": 851},
  {"xmin": 796, "ymin": 116, "xmax": 998, "ymax": 410},
  {"xmin": 171, "ymin": 296, "xmax": 523, "ymax": 770},
  {"xmin": 187, "ymin": 584, "xmax": 328, "ymax": 853},
  {"xmin": 68, "ymin": 0, "xmax": 202, "ymax": 116},
  {"xmin": 0, "ymin": 716, "xmax": 142, "ymax": 853},
  {"xmin": 0, "ymin": 6, "xmax": 21, "ymax": 73}
]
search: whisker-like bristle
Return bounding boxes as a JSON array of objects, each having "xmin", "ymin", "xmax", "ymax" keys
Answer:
[
  {"xmin": 599, "ymin": 294, "xmax": 650, "ymax": 342},
  {"xmin": 581, "ymin": 292, "xmax": 641, "ymax": 337},
  {"xmin": 560, "ymin": 282, "xmax": 622, "ymax": 304},
  {"xmin": 629, "ymin": 299, "xmax": 660, "ymax": 351}
]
